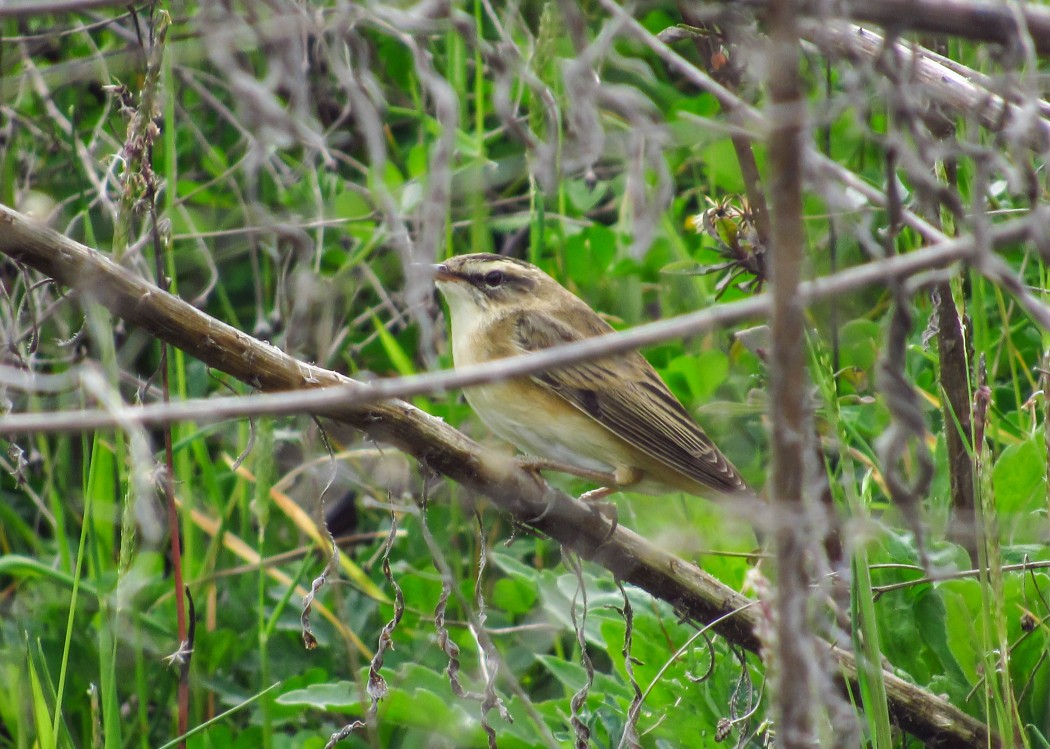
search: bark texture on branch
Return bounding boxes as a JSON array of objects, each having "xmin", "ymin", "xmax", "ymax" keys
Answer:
[
  {"xmin": 766, "ymin": 0, "xmax": 823, "ymax": 743},
  {"xmin": 727, "ymin": 0, "xmax": 1050, "ymax": 56},
  {"xmin": 839, "ymin": 0, "xmax": 1050, "ymax": 56},
  {"xmin": 805, "ymin": 22, "xmax": 1050, "ymax": 152},
  {"xmin": 935, "ymin": 282, "xmax": 979, "ymax": 564},
  {"xmin": 0, "ymin": 0, "xmax": 130, "ymax": 18},
  {"xmin": 0, "ymin": 203, "xmax": 998, "ymax": 747}
]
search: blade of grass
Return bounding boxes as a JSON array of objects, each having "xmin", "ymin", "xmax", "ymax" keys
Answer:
[
  {"xmin": 154, "ymin": 682, "xmax": 282, "ymax": 749},
  {"xmin": 974, "ymin": 422, "xmax": 1025, "ymax": 746},
  {"xmin": 85, "ymin": 431, "xmax": 123, "ymax": 749},
  {"xmin": 27, "ymin": 643, "xmax": 58, "ymax": 749},
  {"xmin": 50, "ymin": 458, "xmax": 93, "ymax": 748},
  {"xmin": 371, "ymin": 315, "xmax": 416, "ymax": 377},
  {"xmin": 254, "ymin": 419, "xmax": 275, "ymax": 749},
  {"xmin": 809, "ymin": 334, "xmax": 893, "ymax": 746}
]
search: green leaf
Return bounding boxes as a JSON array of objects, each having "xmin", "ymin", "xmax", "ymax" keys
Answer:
[
  {"xmin": 839, "ymin": 319, "xmax": 881, "ymax": 372},
  {"xmin": 992, "ymin": 434, "xmax": 1045, "ymax": 519},
  {"xmin": 276, "ymin": 681, "xmax": 358, "ymax": 711},
  {"xmin": 563, "ymin": 226, "xmax": 616, "ymax": 282},
  {"xmin": 938, "ymin": 581, "xmax": 981, "ymax": 682},
  {"xmin": 534, "ymin": 655, "xmax": 632, "ymax": 703},
  {"xmin": 912, "ymin": 589, "xmax": 970, "ymax": 702},
  {"xmin": 492, "ymin": 576, "xmax": 538, "ymax": 616},
  {"xmin": 667, "ymin": 350, "xmax": 729, "ymax": 401},
  {"xmin": 330, "ymin": 189, "xmax": 372, "ymax": 220},
  {"xmin": 699, "ymin": 139, "xmax": 745, "ymax": 192},
  {"xmin": 27, "ymin": 651, "xmax": 57, "ymax": 749},
  {"xmin": 565, "ymin": 179, "xmax": 608, "ymax": 213},
  {"xmin": 407, "ymin": 142, "xmax": 429, "ymax": 178},
  {"xmin": 371, "ymin": 316, "xmax": 416, "ymax": 376}
]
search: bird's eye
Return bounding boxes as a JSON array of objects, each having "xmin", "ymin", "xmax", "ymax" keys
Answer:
[{"xmin": 484, "ymin": 270, "xmax": 504, "ymax": 287}]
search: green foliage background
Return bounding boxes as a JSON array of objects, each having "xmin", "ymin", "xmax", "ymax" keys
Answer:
[{"xmin": 0, "ymin": 2, "xmax": 1048, "ymax": 748}]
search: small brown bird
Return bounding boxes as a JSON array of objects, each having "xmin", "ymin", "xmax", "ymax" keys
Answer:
[{"xmin": 434, "ymin": 253, "xmax": 749, "ymax": 500}]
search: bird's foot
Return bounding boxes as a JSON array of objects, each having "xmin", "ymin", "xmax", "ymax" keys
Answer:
[
  {"xmin": 579, "ymin": 486, "xmax": 614, "ymax": 503},
  {"xmin": 515, "ymin": 459, "xmax": 634, "ymax": 542},
  {"xmin": 515, "ymin": 457, "xmax": 617, "ymax": 486},
  {"xmin": 579, "ymin": 487, "xmax": 619, "ymax": 541}
]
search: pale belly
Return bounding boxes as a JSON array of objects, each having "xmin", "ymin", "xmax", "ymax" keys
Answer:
[
  {"xmin": 464, "ymin": 380, "xmax": 623, "ymax": 475},
  {"xmin": 448, "ymin": 315, "xmax": 691, "ymax": 494}
]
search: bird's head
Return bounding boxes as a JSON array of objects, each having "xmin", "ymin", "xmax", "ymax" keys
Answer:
[{"xmin": 434, "ymin": 254, "xmax": 559, "ymax": 324}]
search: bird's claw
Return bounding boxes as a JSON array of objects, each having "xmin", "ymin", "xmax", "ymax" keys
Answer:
[{"xmin": 579, "ymin": 488, "xmax": 618, "ymax": 543}]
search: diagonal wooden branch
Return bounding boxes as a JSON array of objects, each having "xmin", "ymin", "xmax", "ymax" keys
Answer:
[
  {"xmin": 722, "ymin": 0, "xmax": 1050, "ymax": 57},
  {"xmin": 0, "ymin": 0, "xmax": 131, "ymax": 18},
  {"xmin": 819, "ymin": 0, "xmax": 1050, "ymax": 57},
  {"xmin": 804, "ymin": 21, "xmax": 1050, "ymax": 152},
  {"xmin": 0, "ymin": 202, "xmax": 1000, "ymax": 747}
]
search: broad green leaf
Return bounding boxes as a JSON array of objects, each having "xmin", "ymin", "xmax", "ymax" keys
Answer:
[
  {"xmin": 276, "ymin": 681, "xmax": 358, "ymax": 712},
  {"xmin": 330, "ymin": 189, "xmax": 372, "ymax": 220},
  {"xmin": 491, "ymin": 576, "xmax": 538, "ymax": 616},
  {"xmin": 668, "ymin": 349, "xmax": 729, "ymax": 401},
  {"xmin": 565, "ymin": 179, "xmax": 608, "ymax": 213},
  {"xmin": 913, "ymin": 589, "xmax": 970, "ymax": 702},
  {"xmin": 839, "ymin": 319, "xmax": 881, "ymax": 373},
  {"xmin": 992, "ymin": 435, "xmax": 1045, "ymax": 519}
]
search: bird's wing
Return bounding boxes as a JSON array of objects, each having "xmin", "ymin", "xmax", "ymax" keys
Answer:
[{"xmin": 512, "ymin": 309, "xmax": 747, "ymax": 495}]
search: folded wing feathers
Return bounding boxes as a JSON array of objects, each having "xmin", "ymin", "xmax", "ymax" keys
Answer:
[{"xmin": 514, "ymin": 311, "xmax": 746, "ymax": 494}]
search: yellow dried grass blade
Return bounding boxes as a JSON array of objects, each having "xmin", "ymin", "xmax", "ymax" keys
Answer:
[
  {"xmin": 176, "ymin": 496, "xmax": 371, "ymax": 659},
  {"xmin": 224, "ymin": 456, "xmax": 390, "ymax": 604}
]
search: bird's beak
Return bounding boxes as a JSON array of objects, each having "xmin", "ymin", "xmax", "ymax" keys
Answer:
[{"xmin": 432, "ymin": 263, "xmax": 459, "ymax": 283}]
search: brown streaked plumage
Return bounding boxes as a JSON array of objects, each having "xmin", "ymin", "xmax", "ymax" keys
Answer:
[{"xmin": 434, "ymin": 253, "xmax": 749, "ymax": 499}]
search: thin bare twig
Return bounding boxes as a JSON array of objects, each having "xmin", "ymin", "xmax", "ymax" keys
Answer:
[
  {"xmin": 765, "ymin": 0, "xmax": 826, "ymax": 743},
  {"xmin": 0, "ymin": 0, "xmax": 135, "ymax": 18}
]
